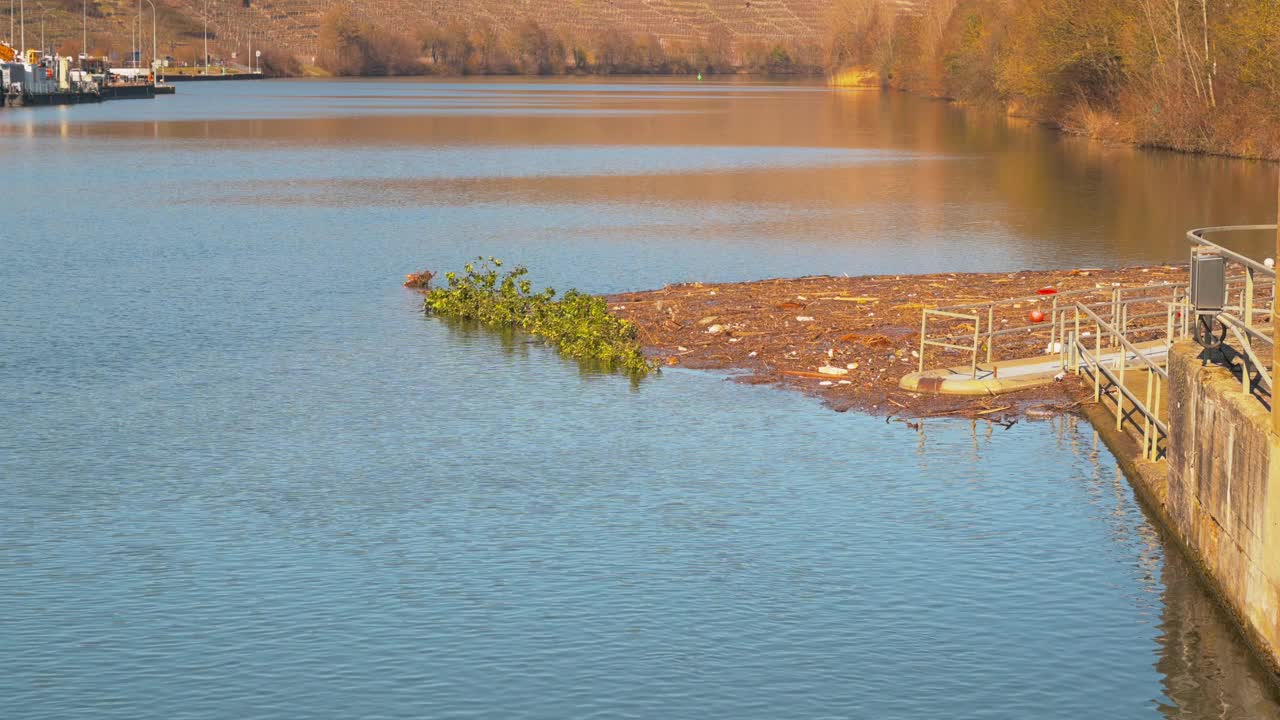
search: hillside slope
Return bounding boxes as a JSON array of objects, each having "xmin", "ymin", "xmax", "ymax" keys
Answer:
[{"xmin": 9, "ymin": 0, "xmax": 863, "ymax": 63}]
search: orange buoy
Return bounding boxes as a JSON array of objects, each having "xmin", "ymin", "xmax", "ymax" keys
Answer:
[{"xmin": 1028, "ymin": 310, "xmax": 1046, "ymax": 323}]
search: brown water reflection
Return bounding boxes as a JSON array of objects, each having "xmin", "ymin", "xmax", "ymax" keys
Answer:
[
  {"xmin": 1157, "ymin": 543, "xmax": 1280, "ymax": 718},
  {"xmin": 7, "ymin": 80, "xmax": 1273, "ymax": 269}
]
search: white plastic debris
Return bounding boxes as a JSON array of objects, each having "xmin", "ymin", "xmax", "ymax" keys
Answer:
[
  {"xmin": 796, "ymin": 316, "xmax": 815, "ymax": 322},
  {"xmin": 818, "ymin": 366, "xmax": 849, "ymax": 376},
  {"xmin": 706, "ymin": 325, "xmax": 724, "ymax": 334},
  {"xmin": 819, "ymin": 381, "xmax": 834, "ymax": 386}
]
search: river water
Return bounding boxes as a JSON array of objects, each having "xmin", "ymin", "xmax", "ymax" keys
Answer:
[{"xmin": 3, "ymin": 79, "xmax": 1279, "ymax": 718}]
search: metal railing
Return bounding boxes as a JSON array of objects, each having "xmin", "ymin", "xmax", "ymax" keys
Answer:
[
  {"xmin": 1065, "ymin": 301, "xmax": 1180, "ymax": 461},
  {"xmin": 917, "ymin": 282, "xmax": 1186, "ymax": 377},
  {"xmin": 914, "ymin": 230, "xmax": 1277, "ymax": 460},
  {"xmin": 919, "ymin": 308, "xmax": 981, "ymax": 377},
  {"xmin": 1187, "ymin": 225, "xmax": 1277, "ymax": 400},
  {"xmin": 1057, "ymin": 225, "xmax": 1277, "ymax": 460}
]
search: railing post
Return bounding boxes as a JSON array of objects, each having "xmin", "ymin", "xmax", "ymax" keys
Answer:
[
  {"xmin": 1244, "ymin": 267, "xmax": 1256, "ymax": 389},
  {"xmin": 1073, "ymin": 306, "xmax": 1081, "ymax": 372},
  {"xmin": 1144, "ymin": 371, "xmax": 1154, "ymax": 460},
  {"xmin": 1050, "ymin": 296, "xmax": 1059, "ymax": 351},
  {"xmin": 1058, "ymin": 300, "xmax": 1067, "ymax": 362},
  {"xmin": 971, "ymin": 317, "xmax": 980, "ymax": 380},
  {"xmin": 1111, "ymin": 289, "xmax": 1120, "ymax": 348},
  {"xmin": 986, "ymin": 305, "xmax": 994, "ymax": 364},
  {"xmin": 1094, "ymin": 320, "xmax": 1102, "ymax": 402},
  {"xmin": 1245, "ymin": 267, "xmax": 1255, "ymax": 328},
  {"xmin": 918, "ymin": 311, "xmax": 927, "ymax": 374},
  {"xmin": 1116, "ymin": 344, "xmax": 1127, "ymax": 431},
  {"xmin": 1154, "ymin": 375, "xmax": 1163, "ymax": 460}
]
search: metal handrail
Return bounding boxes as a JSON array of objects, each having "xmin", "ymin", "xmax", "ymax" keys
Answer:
[
  {"xmin": 1188, "ymin": 225, "xmax": 1279, "ymax": 278},
  {"xmin": 1217, "ymin": 311, "xmax": 1275, "ymax": 347},
  {"xmin": 1074, "ymin": 342, "xmax": 1169, "ymax": 437},
  {"xmin": 931, "ymin": 282, "xmax": 1184, "ymax": 314},
  {"xmin": 1217, "ymin": 314, "xmax": 1274, "ymax": 395},
  {"xmin": 920, "ymin": 281, "xmax": 1186, "ymax": 371},
  {"xmin": 1075, "ymin": 302, "xmax": 1169, "ymax": 380},
  {"xmin": 1067, "ymin": 298, "xmax": 1176, "ymax": 461},
  {"xmin": 1188, "ymin": 225, "xmax": 1276, "ymax": 404}
]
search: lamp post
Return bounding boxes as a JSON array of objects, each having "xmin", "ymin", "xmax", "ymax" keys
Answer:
[
  {"xmin": 36, "ymin": 1, "xmax": 43, "ymax": 55},
  {"xmin": 202, "ymin": 0, "xmax": 207, "ymax": 75},
  {"xmin": 19, "ymin": 0, "xmax": 24, "ymax": 55},
  {"xmin": 144, "ymin": 0, "xmax": 154, "ymax": 76},
  {"xmin": 81, "ymin": 0, "xmax": 85, "ymax": 60}
]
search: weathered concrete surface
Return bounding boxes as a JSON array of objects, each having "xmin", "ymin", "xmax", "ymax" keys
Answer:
[{"xmin": 1159, "ymin": 339, "xmax": 1280, "ymax": 677}]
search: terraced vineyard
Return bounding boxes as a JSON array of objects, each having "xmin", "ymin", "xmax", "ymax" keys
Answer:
[
  {"xmin": 6, "ymin": 0, "xmax": 921, "ymax": 66},
  {"xmin": 0, "ymin": 0, "xmax": 862, "ymax": 61},
  {"xmin": 224, "ymin": 0, "xmax": 843, "ymax": 59}
]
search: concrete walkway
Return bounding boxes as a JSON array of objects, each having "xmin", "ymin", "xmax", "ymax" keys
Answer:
[{"xmin": 899, "ymin": 340, "xmax": 1169, "ymax": 396}]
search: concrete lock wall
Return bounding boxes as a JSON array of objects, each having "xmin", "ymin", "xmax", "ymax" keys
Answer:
[{"xmin": 1166, "ymin": 339, "xmax": 1280, "ymax": 673}]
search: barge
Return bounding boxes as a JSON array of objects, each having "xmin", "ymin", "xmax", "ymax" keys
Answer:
[
  {"xmin": 2, "ymin": 46, "xmax": 101, "ymax": 107},
  {"xmin": 1, "ymin": 44, "xmax": 174, "ymax": 107}
]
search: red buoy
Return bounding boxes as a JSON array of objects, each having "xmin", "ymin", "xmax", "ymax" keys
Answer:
[
  {"xmin": 1028, "ymin": 310, "xmax": 1046, "ymax": 323},
  {"xmin": 1037, "ymin": 286, "xmax": 1057, "ymax": 295}
]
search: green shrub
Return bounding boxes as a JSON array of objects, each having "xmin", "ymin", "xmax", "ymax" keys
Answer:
[{"xmin": 424, "ymin": 258, "xmax": 657, "ymax": 378}]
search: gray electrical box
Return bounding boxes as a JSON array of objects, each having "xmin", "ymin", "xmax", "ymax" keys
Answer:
[{"xmin": 1190, "ymin": 253, "xmax": 1226, "ymax": 312}]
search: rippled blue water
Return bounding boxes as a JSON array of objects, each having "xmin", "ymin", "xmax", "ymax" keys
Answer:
[{"xmin": 3, "ymin": 79, "xmax": 1279, "ymax": 719}]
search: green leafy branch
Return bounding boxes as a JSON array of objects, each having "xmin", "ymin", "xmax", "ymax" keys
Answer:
[{"xmin": 423, "ymin": 257, "xmax": 657, "ymax": 378}]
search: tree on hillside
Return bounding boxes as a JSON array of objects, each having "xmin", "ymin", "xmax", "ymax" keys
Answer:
[
  {"xmin": 258, "ymin": 47, "xmax": 303, "ymax": 77},
  {"xmin": 510, "ymin": 20, "xmax": 561, "ymax": 75},
  {"xmin": 420, "ymin": 22, "xmax": 472, "ymax": 74},
  {"xmin": 825, "ymin": 0, "xmax": 894, "ymax": 72},
  {"xmin": 318, "ymin": 4, "xmax": 367, "ymax": 75},
  {"xmin": 594, "ymin": 28, "xmax": 637, "ymax": 73}
]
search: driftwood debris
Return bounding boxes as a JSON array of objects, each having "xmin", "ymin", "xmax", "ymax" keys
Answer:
[{"xmin": 608, "ymin": 265, "xmax": 1185, "ymax": 419}]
